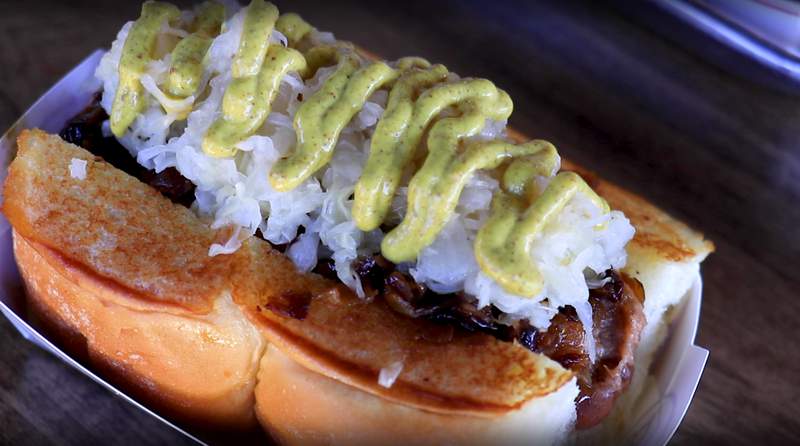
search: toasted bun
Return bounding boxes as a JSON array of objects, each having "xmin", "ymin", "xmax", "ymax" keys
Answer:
[
  {"xmin": 240, "ymin": 264, "xmax": 571, "ymax": 416},
  {"xmin": 5, "ymin": 130, "xmax": 265, "ymax": 429},
  {"xmin": 2, "ymin": 129, "xmax": 712, "ymax": 442},
  {"xmin": 255, "ymin": 344, "xmax": 579, "ymax": 446},
  {"xmin": 244, "ymin": 131, "xmax": 713, "ymax": 443}
]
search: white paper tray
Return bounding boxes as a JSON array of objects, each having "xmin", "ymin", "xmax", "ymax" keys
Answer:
[{"xmin": 0, "ymin": 51, "xmax": 709, "ymax": 446}]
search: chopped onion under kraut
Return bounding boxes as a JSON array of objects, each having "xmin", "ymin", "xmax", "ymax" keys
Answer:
[{"xmin": 95, "ymin": 3, "xmax": 635, "ymax": 341}]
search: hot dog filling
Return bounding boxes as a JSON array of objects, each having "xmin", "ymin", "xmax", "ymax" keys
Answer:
[
  {"xmin": 59, "ymin": 94, "xmax": 197, "ymax": 207},
  {"xmin": 62, "ymin": 80, "xmax": 644, "ymax": 431},
  {"xmin": 348, "ymin": 255, "xmax": 645, "ymax": 428}
]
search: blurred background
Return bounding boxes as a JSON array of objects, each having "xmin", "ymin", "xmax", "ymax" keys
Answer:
[{"xmin": 0, "ymin": 0, "xmax": 798, "ymax": 445}]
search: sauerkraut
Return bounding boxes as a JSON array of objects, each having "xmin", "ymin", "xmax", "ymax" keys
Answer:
[{"xmin": 94, "ymin": 2, "xmax": 635, "ymax": 352}]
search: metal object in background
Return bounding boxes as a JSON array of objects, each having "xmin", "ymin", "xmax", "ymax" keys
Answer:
[{"xmin": 618, "ymin": 0, "xmax": 800, "ymax": 94}]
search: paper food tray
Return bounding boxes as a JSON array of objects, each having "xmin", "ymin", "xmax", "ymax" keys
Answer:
[{"xmin": 0, "ymin": 50, "xmax": 709, "ymax": 446}]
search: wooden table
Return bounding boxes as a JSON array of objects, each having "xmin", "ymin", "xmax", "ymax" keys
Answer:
[{"xmin": 1, "ymin": 1, "xmax": 797, "ymax": 444}]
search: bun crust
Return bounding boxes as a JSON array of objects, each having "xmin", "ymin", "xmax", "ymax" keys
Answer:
[
  {"xmin": 4, "ymin": 129, "xmax": 267, "ymax": 428},
  {"xmin": 13, "ymin": 231, "xmax": 264, "ymax": 429},
  {"xmin": 3, "ymin": 128, "xmax": 712, "ymax": 441},
  {"xmin": 244, "ymin": 283, "xmax": 571, "ymax": 417},
  {"xmin": 255, "ymin": 344, "xmax": 579, "ymax": 446}
]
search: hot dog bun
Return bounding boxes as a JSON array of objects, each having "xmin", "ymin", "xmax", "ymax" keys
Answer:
[
  {"xmin": 2, "ymin": 129, "xmax": 711, "ymax": 443},
  {"xmin": 5, "ymin": 129, "xmax": 265, "ymax": 429},
  {"xmin": 255, "ymin": 344, "xmax": 579, "ymax": 446},
  {"xmin": 245, "ymin": 132, "xmax": 713, "ymax": 444}
]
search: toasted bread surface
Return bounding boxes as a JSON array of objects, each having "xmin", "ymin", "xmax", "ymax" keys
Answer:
[
  {"xmin": 2, "ymin": 127, "xmax": 713, "ymax": 434},
  {"xmin": 14, "ymin": 232, "xmax": 264, "ymax": 428},
  {"xmin": 2, "ymin": 130, "xmax": 573, "ymax": 418},
  {"xmin": 3, "ymin": 129, "xmax": 236, "ymax": 312},
  {"xmin": 255, "ymin": 345, "xmax": 579, "ymax": 446},
  {"xmin": 247, "ymin": 291, "xmax": 572, "ymax": 416}
]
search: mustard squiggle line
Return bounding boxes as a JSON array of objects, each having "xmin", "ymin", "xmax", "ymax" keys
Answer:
[{"xmin": 111, "ymin": 4, "xmax": 612, "ymax": 297}]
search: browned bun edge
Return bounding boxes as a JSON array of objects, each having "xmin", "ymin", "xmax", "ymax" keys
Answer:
[
  {"xmin": 239, "ymin": 260, "xmax": 574, "ymax": 418},
  {"xmin": 254, "ymin": 345, "xmax": 580, "ymax": 446},
  {"xmin": 3, "ymin": 93, "xmax": 714, "ymax": 442},
  {"xmin": 13, "ymin": 231, "xmax": 265, "ymax": 430},
  {"xmin": 2, "ymin": 129, "xmax": 237, "ymax": 315},
  {"xmin": 249, "ymin": 304, "xmax": 571, "ymax": 418}
]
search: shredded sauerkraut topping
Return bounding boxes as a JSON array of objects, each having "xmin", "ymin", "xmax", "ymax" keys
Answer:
[{"xmin": 94, "ymin": 2, "xmax": 635, "ymax": 355}]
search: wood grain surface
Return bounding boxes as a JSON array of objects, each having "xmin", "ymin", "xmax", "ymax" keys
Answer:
[{"xmin": 1, "ymin": 0, "xmax": 798, "ymax": 444}]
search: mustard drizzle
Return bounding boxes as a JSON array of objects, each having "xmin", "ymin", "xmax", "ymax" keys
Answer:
[
  {"xmin": 164, "ymin": 1, "xmax": 225, "ymax": 101},
  {"xmin": 110, "ymin": 2, "xmax": 612, "ymax": 298},
  {"xmin": 110, "ymin": 1, "xmax": 180, "ymax": 137}
]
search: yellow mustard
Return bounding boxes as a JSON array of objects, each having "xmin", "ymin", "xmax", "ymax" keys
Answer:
[
  {"xmin": 201, "ymin": 0, "xmax": 306, "ymax": 157},
  {"xmin": 475, "ymin": 171, "xmax": 610, "ymax": 297},
  {"xmin": 269, "ymin": 52, "xmax": 398, "ymax": 191},
  {"xmin": 111, "ymin": 1, "xmax": 180, "ymax": 137},
  {"xmin": 203, "ymin": 45, "xmax": 306, "ymax": 157},
  {"xmin": 352, "ymin": 63, "xmax": 450, "ymax": 231},
  {"xmin": 275, "ymin": 13, "xmax": 314, "ymax": 46},
  {"xmin": 377, "ymin": 81, "xmax": 514, "ymax": 261},
  {"xmin": 231, "ymin": 0, "xmax": 277, "ymax": 78},
  {"xmin": 164, "ymin": 1, "xmax": 225, "ymax": 100},
  {"xmin": 109, "ymin": 3, "xmax": 612, "ymax": 298}
]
